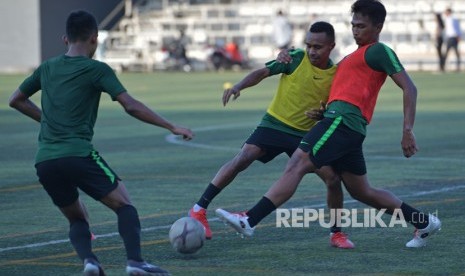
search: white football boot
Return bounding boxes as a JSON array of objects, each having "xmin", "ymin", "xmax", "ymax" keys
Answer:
[
  {"xmin": 216, "ymin": 208, "xmax": 255, "ymax": 237},
  {"xmin": 406, "ymin": 214, "xmax": 441, "ymax": 248}
]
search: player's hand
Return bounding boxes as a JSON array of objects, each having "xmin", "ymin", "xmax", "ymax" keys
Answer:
[
  {"xmin": 222, "ymin": 86, "xmax": 241, "ymax": 106},
  {"xmin": 172, "ymin": 126, "xmax": 194, "ymax": 141},
  {"xmin": 305, "ymin": 100, "xmax": 326, "ymax": 121},
  {"xmin": 401, "ymin": 129, "xmax": 418, "ymax": 158},
  {"xmin": 276, "ymin": 47, "xmax": 294, "ymax": 64}
]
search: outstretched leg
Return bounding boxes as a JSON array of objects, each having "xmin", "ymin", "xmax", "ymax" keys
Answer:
[
  {"xmin": 190, "ymin": 143, "xmax": 264, "ymax": 239},
  {"xmin": 250, "ymin": 148, "xmax": 315, "ymax": 227},
  {"xmin": 215, "ymin": 148, "xmax": 315, "ymax": 236},
  {"xmin": 198, "ymin": 143, "xmax": 264, "ymax": 208}
]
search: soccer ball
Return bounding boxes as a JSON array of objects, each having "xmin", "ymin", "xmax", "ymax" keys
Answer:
[{"xmin": 169, "ymin": 217, "xmax": 206, "ymax": 254}]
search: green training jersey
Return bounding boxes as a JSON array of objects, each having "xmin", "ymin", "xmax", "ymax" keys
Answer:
[{"xmin": 19, "ymin": 55, "xmax": 126, "ymax": 163}]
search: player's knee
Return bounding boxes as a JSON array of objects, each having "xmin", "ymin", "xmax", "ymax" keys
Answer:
[
  {"xmin": 347, "ymin": 187, "xmax": 372, "ymax": 202},
  {"xmin": 102, "ymin": 196, "xmax": 131, "ymax": 212},
  {"xmin": 284, "ymin": 159, "xmax": 309, "ymax": 176},
  {"xmin": 60, "ymin": 201, "xmax": 88, "ymax": 223},
  {"xmin": 232, "ymin": 152, "xmax": 256, "ymax": 170},
  {"xmin": 116, "ymin": 204, "xmax": 138, "ymax": 217},
  {"xmin": 325, "ymin": 175, "xmax": 342, "ymax": 190}
]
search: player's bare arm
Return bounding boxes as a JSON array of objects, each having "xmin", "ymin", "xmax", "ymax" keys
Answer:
[
  {"xmin": 116, "ymin": 91, "xmax": 194, "ymax": 140},
  {"xmin": 8, "ymin": 89, "xmax": 41, "ymax": 122},
  {"xmin": 390, "ymin": 70, "xmax": 418, "ymax": 158},
  {"xmin": 222, "ymin": 67, "xmax": 270, "ymax": 106}
]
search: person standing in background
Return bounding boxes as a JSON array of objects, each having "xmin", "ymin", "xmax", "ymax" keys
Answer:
[
  {"xmin": 272, "ymin": 10, "xmax": 293, "ymax": 50},
  {"xmin": 434, "ymin": 13, "xmax": 445, "ymax": 72},
  {"xmin": 443, "ymin": 8, "xmax": 462, "ymax": 72}
]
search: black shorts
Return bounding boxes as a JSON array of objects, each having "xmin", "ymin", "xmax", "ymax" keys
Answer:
[
  {"xmin": 245, "ymin": 127, "xmax": 303, "ymax": 163},
  {"xmin": 298, "ymin": 117, "xmax": 367, "ymax": 175},
  {"xmin": 35, "ymin": 150, "xmax": 120, "ymax": 207}
]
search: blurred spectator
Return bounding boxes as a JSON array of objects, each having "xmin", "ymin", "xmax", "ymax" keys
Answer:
[
  {"xmin": 165, "ymin": 29, "xmax": 191, "ymax": 71},
  {"xmin": 95, "ymin": 30, "xmax": 108, "ymax": 61},
  {"xmin": 209, "ymin": 40, "xmax": 247, "ymax": 71},
  {"xmin": 443, "ymin": 8, "xmax": 462, "ymax": 71},
  {"xmin": 225, "ymin": 41, "xmax": 243, "ymax": 64},
  {"xmin": 434, "ymin": 13, "xmax": 445, "ymax": 72},
  {"xmin": 175, "ymin": 29, "xmax": 191, "ymax": 68},
  {"xmin": 272, "ymin": 10, "xmax": 293, "ymax": 50}
]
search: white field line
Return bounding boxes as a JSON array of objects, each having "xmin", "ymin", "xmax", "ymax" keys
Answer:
[
  {"xmin": 1, "ymin": 184, "xmax": 464, "ymax": 253},
  {"xmin": 165, "ymin": 123, "xmax": 253, "ymax": 152},
  {"xmin": 165, "ymin": 124, "xmax": 465, "ymax": 163}
]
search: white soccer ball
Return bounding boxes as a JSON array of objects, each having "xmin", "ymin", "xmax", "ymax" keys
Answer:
[{"xmin": 169, "ymin": 217, "xmax": 206, "ymax": 254}]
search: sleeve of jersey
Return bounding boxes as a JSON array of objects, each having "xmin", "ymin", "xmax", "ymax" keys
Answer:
[
  {"xmin": 265, "ymin": 49, "xmax": 305, "ymax": 75},
  {"xmin": 95, "ymin": 62, "xmax": 127, "ymax": 100},
  {"xmin": 19, "ymin": 65, "xmax": 42, "ymax": 96},
  {"xmin": 365, "ymin": 43, "xmax": 404, "ymax": 75}
]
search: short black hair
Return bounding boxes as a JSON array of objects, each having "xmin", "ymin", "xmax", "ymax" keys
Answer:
[
  {"xmin": 66, "ymin": 10, "xmax": 98, "ymax": 43},
  {"xmin": 309, "ymin": 21, "xmax": 335, "ymax": 43},
  {"xmin": 351, "ymin": 0, "xmax": 386, "ymax": 26}
]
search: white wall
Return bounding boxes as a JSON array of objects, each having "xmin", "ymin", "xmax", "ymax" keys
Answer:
[{"xmin": 0, "ymin": 0, "xmax": 40, "ymax": 73}]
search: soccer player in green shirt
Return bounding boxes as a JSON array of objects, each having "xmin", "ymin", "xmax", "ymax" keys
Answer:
[
  {"xmin": 189, "ymin": 21, "xmax": 355, "ymax": 249},
  {"xmin": 9, "ymin": 10, "xmax": 192, "ymax": 276}
]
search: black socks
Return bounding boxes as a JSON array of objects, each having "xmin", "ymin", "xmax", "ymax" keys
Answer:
[
  {"xmin": 246, "ymin": 196, "xmax": 277, "ymax": 227},
  {"xmin": 69, "ymin": 205, "xmax": 145, "ymax": 263},
  {"xmin": 69, "ymin": 219, "xmax": 97, "ymax": 261},
  {"xmin": 197, "ymin": 183, "xmax": 222, "ymax": 209},
  {"xmin": 400, "ymin": 202, "xmax": 429, "ymax": 229},
  {"xmin": 117, "ymin": 205, "xmax": 143, "ymax": 262}
]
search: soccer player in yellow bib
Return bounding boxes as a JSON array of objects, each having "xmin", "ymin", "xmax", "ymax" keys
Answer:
[{"xmin": 189, "ymin": 21, "xmax": 355, "ymax": 248}]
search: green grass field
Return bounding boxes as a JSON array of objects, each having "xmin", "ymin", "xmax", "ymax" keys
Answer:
[{"xmin": 1, "ymin": 71, "xmax": 464, "ymax": 276}]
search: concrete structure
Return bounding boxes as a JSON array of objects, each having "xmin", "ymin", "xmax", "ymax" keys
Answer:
[
  {"xmin": 0, "ymin": 0, "xmax": 41, "ymax": 73},
  {"xmin": 0, "ymin": 0, "xmax": 122, "ymax": 73}
]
